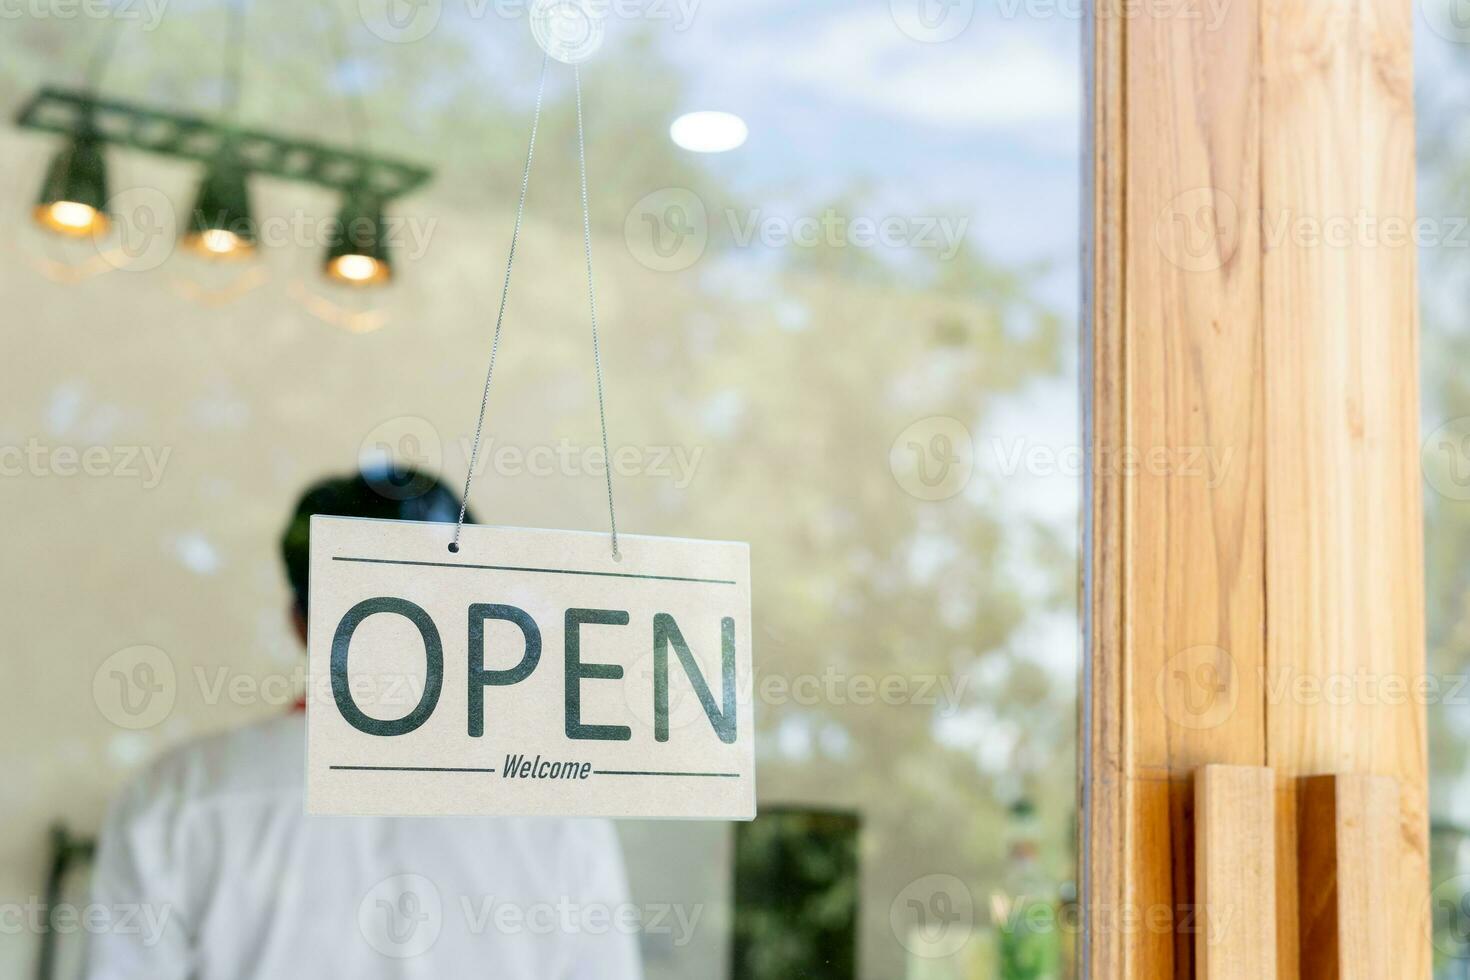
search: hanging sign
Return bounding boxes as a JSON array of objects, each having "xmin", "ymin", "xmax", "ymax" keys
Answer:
[{"xmin": 305, "ymin": 515, "xmax": 754, "ymax": 820}]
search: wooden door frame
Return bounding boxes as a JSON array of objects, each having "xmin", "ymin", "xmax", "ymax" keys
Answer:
[{"xmin": 1082, "ymin": 0, "xmax": 1427, "ymax": 975}]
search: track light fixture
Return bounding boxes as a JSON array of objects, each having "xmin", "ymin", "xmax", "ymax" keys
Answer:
[
  {"xmin": 182, "ymin": 154, "xmax": 256, "ymax": 259},
  {"xmin": 21, "ymin": 0, "xmax": 429, "ymax": 287},
  {"xmin": 21, "ymin": 0, "xmax": 434, "ymax": 290},
  {"xmin": 19, "ymin": 90, "xmax": 429, "ymax": 285},
  {"xmin": 33, "ymin": 132, "xmax": 109, "ymax": 238},
  {"xmin": 325, "ymin": 188, "xmax": 392, "ymax": 287}
]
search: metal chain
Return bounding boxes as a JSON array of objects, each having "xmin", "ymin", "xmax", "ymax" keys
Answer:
[
  {"xmin": 451, "ymin": 52, "xmax": 550, "ymax": 552},
  {"xmin": 574, "ymin": 64, "xmax": 621, "ymax": 560}
]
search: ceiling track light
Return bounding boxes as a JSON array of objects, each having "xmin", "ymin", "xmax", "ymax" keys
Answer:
[
  {"xmin": 16, "ymin": 87, "xmax": 432, "ymax": 286},
  {"xmin": 325, "ymin": 187, "xmax": 392, "ymax": 287},
  {"xmin": 182, "ymin": 152, "xmax": 256, "ymax": 260},
  {"xmin": 33, "ymin": 129, "xmax": 110, "ymax": 238}
]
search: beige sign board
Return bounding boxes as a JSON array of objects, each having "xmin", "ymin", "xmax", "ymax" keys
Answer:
[{"xmin": 305, "ymin": 516, "xmax": 754, "ymax": 820}]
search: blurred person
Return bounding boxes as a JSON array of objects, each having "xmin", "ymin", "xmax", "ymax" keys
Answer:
[{"xmin": 84, "ymin": 467, "xmax": 642, "ymax": 979}]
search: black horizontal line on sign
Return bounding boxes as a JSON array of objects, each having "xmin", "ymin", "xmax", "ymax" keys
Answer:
[
  {"xmin": 330, "ymin": 765, "xmax": 497, "ymax": 773},
  {"xmin": 330, "ymin": 765, "xmax": 740, "ymax": 779},
  {"xmin": 593, "ymin": 770, "xmax": 741, "ymax": 778},
  {"xmin": 332, "ymin": 556, "xmax": 737, "ymax": 586}
]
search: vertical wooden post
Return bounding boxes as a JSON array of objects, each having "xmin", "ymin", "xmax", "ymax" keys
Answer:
[
  {"xmin": 1258, "ymin": 0, "xmax": 1426, "ymax": 974},
  {"xmin": 1082, "ymin": 0, "xmax": 1265, "ymax": 971},
  {"xmin": 1083, "ymin": 0, "xmax": 1426, "ymax": 973}
]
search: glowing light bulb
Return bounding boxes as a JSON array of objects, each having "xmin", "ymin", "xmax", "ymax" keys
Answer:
[
  {"xmin": 50, "ymin": 201, "xmax": 98, "ymax": 230},
  {"xmin": 327, "ymin": 253, "xmax": 387, "ymax": 285},
  {"xmin": 36, "ymin": 200, "xmax": 106, "ymax": 236},
  {"xmin": 183, "ymin": 157, "xmax": 256, "ymax": 259},
  {"xmin": 204, "ymin": 229, "xmax": 244, "ymax": 254},
  {"xmin": 324, "ymin": 190, "xmax": 392, "ymax": 286}
]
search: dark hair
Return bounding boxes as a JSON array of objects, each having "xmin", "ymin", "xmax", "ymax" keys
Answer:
[{"xmin": 280, "ymin": 466, "xmax": 471, "ymax": 615}]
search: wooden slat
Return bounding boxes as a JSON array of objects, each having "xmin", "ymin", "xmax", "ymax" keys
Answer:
[
  {"xmin": 1196, "ymin": 766, "xmax": 1278, "ymax": 980},
  {"xmin": 1199, "ymin": 769, "xmax": 1281, "ymax": 975},
  {"xmin": 1079, "ymin": 0, "xmax": 1128, "ymax": 972},
  {"xmin": 1297, "ymin": 775, "xmax": 1400, "ymax": 979},
  {"xmin": 1084, "ymin": 0, "xmax": 1266, "ymax": 972},
  {"xmin": 1259, "ymin": 0, "xmax": 1427, "ymax": 972}
]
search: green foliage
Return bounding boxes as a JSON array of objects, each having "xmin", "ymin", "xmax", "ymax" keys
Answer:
[{"xmin": 732, "ymin": 808, "xmax": 860, "ymax": 980}]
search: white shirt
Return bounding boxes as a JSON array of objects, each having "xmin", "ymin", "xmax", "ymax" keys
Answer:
[{"xmin": 85, "ymin": 712, "xmax": 642, "ymax": 980}]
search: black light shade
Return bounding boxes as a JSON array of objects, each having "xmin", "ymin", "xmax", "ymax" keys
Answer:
[
  {"xmin": 324, "ymin": 189, "xmax": 391, "ymax": 286},
  {"xmin": 183, "ymin": 156, "xmax": 256, "ymax": 258},
  {"xmin": 33, "ymin": 134, "xmax": 109, "ymax": 237}
]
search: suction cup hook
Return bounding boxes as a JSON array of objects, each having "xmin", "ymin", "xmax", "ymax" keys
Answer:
[{"xmin": 530, "ymin": 0, "xmax": 605, "ymax": 64}]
